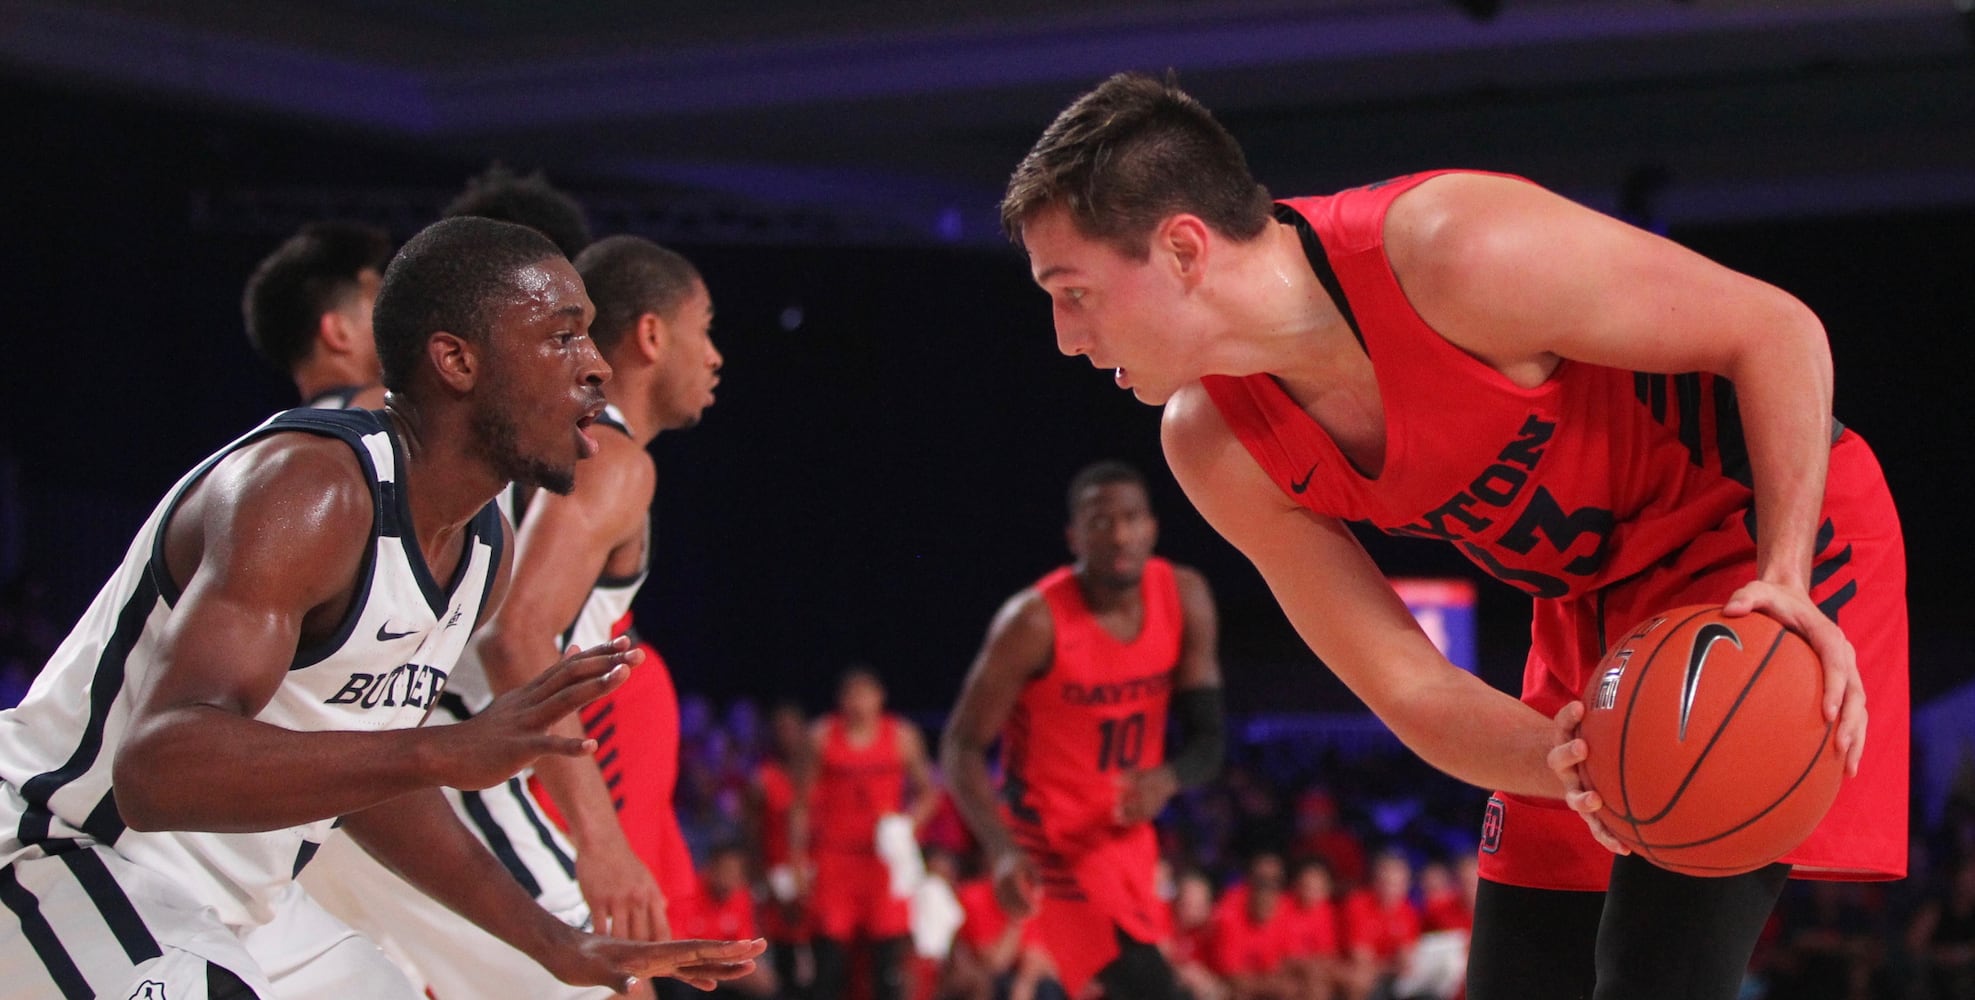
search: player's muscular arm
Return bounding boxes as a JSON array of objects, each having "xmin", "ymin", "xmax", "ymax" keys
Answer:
[
  {"xmin": 940, "ymin": 592, "xmax": 1053, "ymax": 916},
  {"xmin": 1388, "ymin": 173, "xmax": 1863, "ymax": 771},
  {"xmin": 1163, "ymin": 387, "xmax": 1561, "ymax": 798},
  {"xmin": 114, "ymin": 437, "xmax": 630, "ymax": 833},
  {"xmin": 341, "ymin": 789, "xmax": 762, "ymax": 994},
  {"xmin": 473, "ymin": 437, "xmax": 669, "ymax": 939}
]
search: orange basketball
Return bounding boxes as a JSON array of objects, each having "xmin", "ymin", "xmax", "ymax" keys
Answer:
[{"xmin": 1577, "ymin": 605, "xmax": 1844, "ymax": 877}]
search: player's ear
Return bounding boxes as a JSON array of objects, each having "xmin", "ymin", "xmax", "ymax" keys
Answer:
[
  {"xmin": 1160, "ymin": 214, "xmax": 1210, "ymax": 286},
  {"xmin": 317, "ymin": 310, "xmax": 354, "ymax": 356},
  {"xmin": 635, "ymin": 312, "xmax": 667, "ymax": 364},
  {"xmin": 426, "ymin": 331, "xmax": 476, "ymax": 393}
]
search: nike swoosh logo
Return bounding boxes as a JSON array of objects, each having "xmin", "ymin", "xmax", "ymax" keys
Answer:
[
  {"xmin": 1290, "ymin": 462, "xmax": 1320, "ymax": 494},
  {"xmin": 376, "ymin": 623, "xmax": 418, "ymax": 642},
  {"xmin": 1679, "ymin": 623, "xmax": 1742, "ymax": 740}
]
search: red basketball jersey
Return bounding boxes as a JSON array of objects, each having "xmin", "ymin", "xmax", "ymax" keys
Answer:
[
  {"xmin": 811, "ymin": 715, "xmax": 906, "ymax": 854},
  {"xmin": 755, "ymin": 759, "xmax": 799, "ymax": 868},
  {"xmin": 1001, "ymin": 557, "xmax": 1183, "ymax": 847}
]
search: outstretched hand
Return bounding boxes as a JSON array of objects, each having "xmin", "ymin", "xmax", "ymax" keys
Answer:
[
  {"xmin": 992, "ymin": 849, "xmax": 1043, "ymax": 921},
  {"xmin": 1547, "ymin": 701, "xmax": 1631, "ymax": 857},
  {"xmin": 1722, "ymin": 580, "xmax": 1865, "ymax": 776},
  {"xmin": 436, "ymin": 638, "xmax": 642, "ymax": 791},
  {"xmin": 1114, "ymin": 765, "xmax": 1180, "ymax": 826},
  {"xmin": 560, "ymin": 934, "xmax": 766, "ymax": 994}
]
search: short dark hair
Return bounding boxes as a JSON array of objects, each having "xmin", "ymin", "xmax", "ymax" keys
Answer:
[
  {"xmin": 1002, "ymin": 71, "xmax": 1273, "ymax": 258},
  {"xmin": 1067, "ymin": 459, "xmax": 1148, "ymax": 517},
  {"xmin": 573, "ymin": 236, "xmax": 703, "ymax": 354},
  {"xmin": 372, "ymin": 217, "xmax": 563, "ymax": 393},
  {"xmin": 241, "ymin": 221, "xmax": 392, "ymax": 373},
  {"xmin": 443, "ymin": 163, "xmax": 593, "ymax": 259}
]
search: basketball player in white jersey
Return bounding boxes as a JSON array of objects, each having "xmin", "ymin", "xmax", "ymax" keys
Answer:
[
  {"xmin": 240, "ymin": 221, "xmax": 395, "ymax": 411},
  {"xmin": 0, "ymin": 216, "xmax": 763, "ymax": 999},
  {"xmin": 305, "ymin": 235, "xmax": 723, "ymax": 999}
]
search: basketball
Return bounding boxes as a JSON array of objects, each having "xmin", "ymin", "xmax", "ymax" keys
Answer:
[{"xmin": 1577, "ymin": 605, "xmax": 1844, "ymax": 877}]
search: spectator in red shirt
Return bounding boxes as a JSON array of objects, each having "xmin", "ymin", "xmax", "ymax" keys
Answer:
[
  {"xmin": 1167, "ymin": 868, "xmax": 1228, "ymax": 1000},
  {"xmin": 1338, "ymin": 851, "xmax": 1421, "ymax": 1000},
  {"xmin": 1417, "ymin": 862, "xmax": 1470, "ymax": 934},
  {"xmin": 943, "ymin": 868, "xmax": 1063, "ymax": 1000},
  {"xmin": 676, "ymin": 844, "xmax": 777, "ymax": 999},
  {"xmin": 1292, "ymin": 791, "xmax": 1367, "ymax": 892},
  {"xmin": 1209, "ymin": 854, "xmax": 1301, "ymax": 1000},
  {"xmin": 1283, "ymin": 858, "xmax": 1341, "ymax": 999}
]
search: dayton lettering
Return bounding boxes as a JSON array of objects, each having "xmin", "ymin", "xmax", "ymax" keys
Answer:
[
  {"xmin": 1389, "ymin": 414, "xmax": 1615, "ymax": 599},
  {"xmin": 325, "ymin": 663, "xmax": 450, "ymax": 709},
  {"xmin": 1061, "ymin": 673, "xmax": 1172, "ymax": 707}
]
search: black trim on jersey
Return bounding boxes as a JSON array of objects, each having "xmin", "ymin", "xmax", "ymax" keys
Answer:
[
  {"xmin": 206, "ymin": 960, "xmax": 262, "ymax": 999},
  {"xmin": 1274, "ymin": 203, "xmax": 1366, "ymax": 354},
  {"xmin": 470, "ymin": 498, "xmax": 506, "ymax": 626},
  {"xmin": 59, "ymin": 848, "xmax": 160, "ymax": 965},
  {"xmin": 0, "ymin": 864, "xmax": 92, "ymax": 1000},
  {"xmin": 509, "ymin": 777, "xmax": 578, "ymax": 880},
  {"xmin": 17, "ymin": 573, "xmax": 157, "ymax": 851},
  {"xmin": 292, "ymin": 839, "xmax": 322, "ymax": 877},
  {"xmin": 80, "ymin": 790, "xmax": 124, "ymax": 848},
  {"xmin": 457, "ymin": 788, "xmax": 543, "ymax": 897}
]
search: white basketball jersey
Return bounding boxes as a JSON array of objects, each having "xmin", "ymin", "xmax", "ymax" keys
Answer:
[{"xmin": 0, "ymin": 408, "xmax": 504, "ymax": 929}]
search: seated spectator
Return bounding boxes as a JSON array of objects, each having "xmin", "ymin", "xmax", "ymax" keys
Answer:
[
  {"xmin": 1907, "ymin": 857, "xmax": 1975, "ymax": 1000},
  {"xmin": 1167, "ymin": 867, "xmax": 1228, "ymax": 1000},
  {"xmin": 1416, "ymin": 861, "xmax": 1469, "ymax": 934},
  {"xmin": 674, "ymin": 843, "xmax": 778, "ymax": 999},
  {"xmin": 942, "ymin": 862, "xmax": 1064, "ymax": 1000},
  {"xmin": 1292, "ymin": 790, "xmax": 1367, "ymax": 892},
  {"xmin": 1337, "ymin": 851, "xmax": 1421, "ymax": 1000},
  {"xmin": 1208, "ymin": 853, "xmax": 1300, "ymax": 1000},
  {"xmin": 1394, "ymin": 860, "xmax": 1467, "ymax": 1000},
  {"xmin": 1283, "ymin": 857, "xmax": 1341, "ymax": 1000}
]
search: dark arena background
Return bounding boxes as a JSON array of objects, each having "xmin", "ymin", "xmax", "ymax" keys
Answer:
[{"xmin": 3, "ymin": 2, "xmax": 1973, "ymax": 998}]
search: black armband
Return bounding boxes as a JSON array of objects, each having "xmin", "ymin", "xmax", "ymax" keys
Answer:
[{"xmin": 1166, "ymin": 687, "xmax": 1225, "ymax": 788}]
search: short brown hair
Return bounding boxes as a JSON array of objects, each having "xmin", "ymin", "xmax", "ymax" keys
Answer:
[{"xmin": 1001, "ymin": 72, "xmax": 1273, "ymax": 258}]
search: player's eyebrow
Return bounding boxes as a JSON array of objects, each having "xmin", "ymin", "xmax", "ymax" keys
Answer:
[{"xmin": 1034, "ymin": 264, "xmax": 1077, "ymax": 285}]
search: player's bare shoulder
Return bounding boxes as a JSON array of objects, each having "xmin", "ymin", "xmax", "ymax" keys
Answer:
[{"xmin": 162, "ymin": 430, "xmax": 374, "ymax": 602}]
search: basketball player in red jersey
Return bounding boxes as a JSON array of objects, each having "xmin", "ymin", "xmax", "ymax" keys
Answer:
[
  {"xmin": 748, "ymin": 702, "xmax": 814, "ymax": 993},
  {"xmin": 240, "ymin": 220, "xmax": 394, "ymax": 410},
  {"xmin": 791, "ymin": 668, "xmax": 941, "ymax": 1000},
  {"xmin": 521, "ymin": 235, "xmax": 721, "ymax": 941},
  {"xmin": 943, "ymin": 460, "xmax": 1223, "ymax": 999},
  {"xmin": 1000, "ymin": 73, "xmax": 1907, "ymax": 1000}
]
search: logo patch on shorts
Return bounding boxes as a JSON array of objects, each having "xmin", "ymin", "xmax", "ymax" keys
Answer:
[
  {"xmin": 1481, "ymin": 795, "xmax": 1505, "ymax": 854},
  {"xmin": 129, "ymin": 982, "xmax": 167, "ymax": 1000}
]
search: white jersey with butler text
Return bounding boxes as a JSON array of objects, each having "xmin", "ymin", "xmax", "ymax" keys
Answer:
[
  {"xmin": 302, "ymin": 404, "xmax": 643, "ymax": 1000},
  {"xmin": 0, "ymin": 407, "xmax": 501, "ymax": 998}
]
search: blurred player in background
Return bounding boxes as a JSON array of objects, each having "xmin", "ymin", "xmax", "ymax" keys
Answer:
[
  {"xmin": 240, "ymin": 220, "xmax": 393, "ymax": 410},
  {"xmin": 943, "ymin": 460, "xmax": 1223, "ymax": 1000},
  {"xmin": 445, "ymin": 162, "xmax": 595, "ymax": 261},
  {"xmin": 792, "ymin": 668, "xmax": 941, "ymax": 1000}
]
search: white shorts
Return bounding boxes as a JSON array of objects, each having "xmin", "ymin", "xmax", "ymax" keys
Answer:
[
  {"xmin": 0, "ymin": 846, "xmax": 415, "ymax": 1000},
  {"xmin": 301, "ymin": 782, "xmax": 608, "ymax": 1000}
]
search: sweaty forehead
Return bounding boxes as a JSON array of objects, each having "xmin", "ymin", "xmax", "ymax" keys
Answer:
[{"xmin": 507, "ymin": 257, "xmax": 592, "ymax": 317}]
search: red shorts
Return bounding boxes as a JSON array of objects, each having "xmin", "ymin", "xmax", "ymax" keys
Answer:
[
  {"xmin": 531, "ymin": 641, "xmax": 702, "ymax": 927},
  {"xmin": 1480, "ymin": 431, "xmax": 1909, "ymax": 891},
  {"xmin": 1022, "ymin": 822, "xmax": 1166, "ymax": 996},
  {"xmin": 810, "ymin": 850, "xmax": 910, "ymax": 941}
]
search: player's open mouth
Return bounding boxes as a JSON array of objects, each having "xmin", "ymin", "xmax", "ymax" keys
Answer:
[{"xmin": 576, "ymin": 404, "xmax": 604, "ymax": 457}]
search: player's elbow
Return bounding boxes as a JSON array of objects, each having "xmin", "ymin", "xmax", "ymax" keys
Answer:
[
  {"xmin": 938, "ymin": 729, "xmax": 988, "ymax": 776},
  {"xmin": 111, "ymin": 740, "xmax": 181, "ymax": 833}
]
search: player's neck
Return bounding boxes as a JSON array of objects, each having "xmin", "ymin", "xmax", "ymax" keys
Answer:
[
  {"xmin": 292, "ymin": 359, "xmax": 379, "ymax": 406},
  {"xmin": 381, "ymin": 397, "xmax": 507, "ymax": 538},
  {"xmin": 601, "ymin": 368, "xmax": 663, "ymax": 448},
  {"xmin": 1197, "ymin": 219, "xmax": 1357, "ymax": 385},
  {"xmin": 1073, "ymin": 569, "xmax": 1139, "ymax": 613}
]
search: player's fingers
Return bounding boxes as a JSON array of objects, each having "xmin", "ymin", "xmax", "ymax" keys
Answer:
[
  {"xmin": 538, "ymin": 734, "xmax": 597, "ymax": 759},
  {"xmin": 532, "ymin": 662, "xmax": 632, "ymax": 723},
  {"xmin": 1839, "ymin": 679, "xmax": 1868, "ymax": 777}
]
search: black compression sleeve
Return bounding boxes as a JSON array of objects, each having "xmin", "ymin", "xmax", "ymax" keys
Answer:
[{"xmin": 1166, "ymin": 687, "xmax": 1225, "ymax": 788}]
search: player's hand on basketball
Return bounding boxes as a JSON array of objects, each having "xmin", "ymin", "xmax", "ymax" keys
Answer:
[
  {"xmin": 436, "ymin": 638, "xmax": 640, "ymax": 790},
  {"xmin": 1114, "ymin": 765, "xmax": 1180, "ymax": 825},
  {"xmin": 991, "ymin": 848, "xmax": 1043, "ymax": 920},
  {"xmin": 558, "ymin": 932, "xmax": 765, "ymax": 994},
  {"xmin": 579, "ymin": 839, "xmax": 671, "ymax": 943},
  {"xmin": 1547, "ymin": 701, "xmax": 1631, "ymax": 856},
  {"xmin": 1723, "ymin": 580, "xmax": 1866, "ymax": 776}
]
